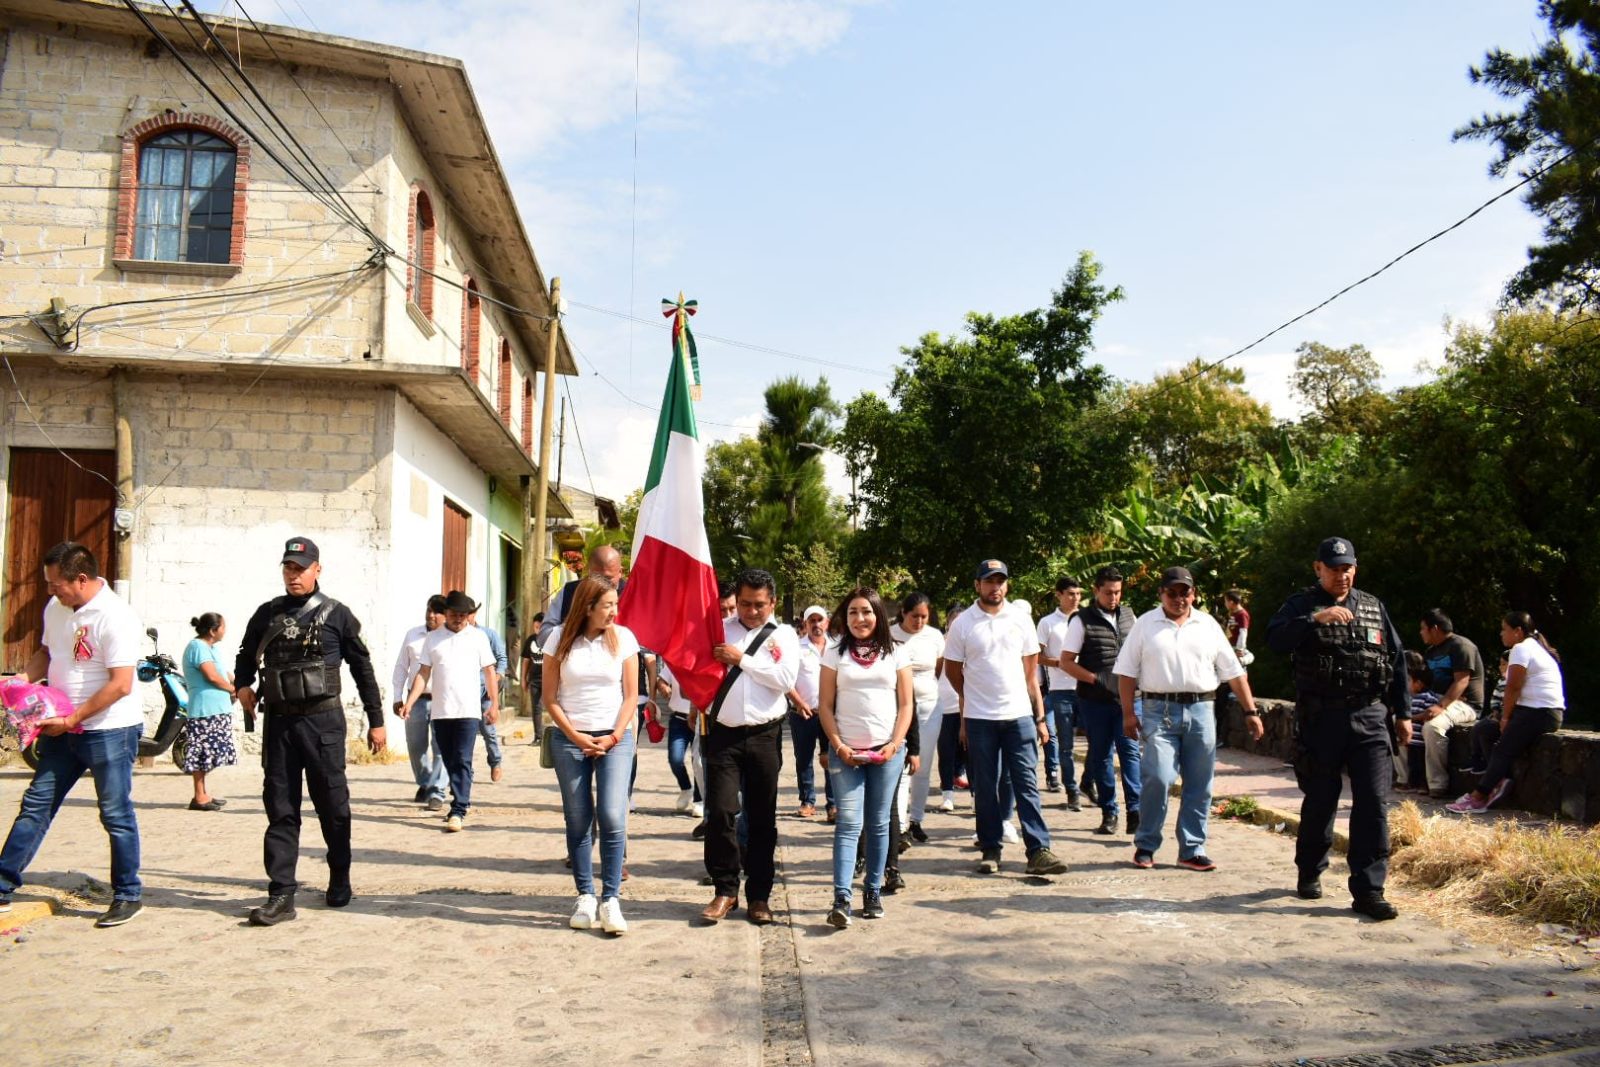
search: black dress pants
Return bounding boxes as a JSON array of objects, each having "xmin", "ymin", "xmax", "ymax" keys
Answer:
[
  {"xmin": 1294, "ymin": 702, "xmax": 1391, "ymax": 898},
  {"xmin": 262, "ymin": 706, "xmax": 350, "ymax": 896},
  {"xmin": 704, "ymin": 718, "xmax": 782, "ymax": 900}
]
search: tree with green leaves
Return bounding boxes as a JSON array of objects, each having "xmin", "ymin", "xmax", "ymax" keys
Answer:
[
  {"xmin": 1289, "ymin": 341, "xmax": 1391, "ymax": 436},
  {"xmin": 840, "ymin": 253, "xmax": 1135, "ymax": 601},
  {"xmin": 1455, "ymin": 0, "xmax": 1600, "ymax": 310},
  {"xmin": 751, "ymin": 376, "xmax": 844, "ymax": 617},
  {"xmin": 1126, "ymin": 359, "xmax": 1276, "ymax": 489},
  {"xmin": 702, "ymin": 436, "xmax": 763, "ymax": 576}
]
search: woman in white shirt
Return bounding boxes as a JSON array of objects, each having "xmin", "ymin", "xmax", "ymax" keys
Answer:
[
  {"xmin": 817, "ymin": 588, "xmax": 913, "ymax": 928},
  {"xmin": 1448, "ymin": 611, "xmax": 1565, "ymax": 814},
  {"xmin": 891, "ymin": 592, "xmax": 944, "ymax": 845},
  {"xmin": 541, "ymin": 577, "xmax": 640, "ymax": 934}
]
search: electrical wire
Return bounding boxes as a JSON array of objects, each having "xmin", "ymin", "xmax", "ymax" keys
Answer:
[
  {"xmin": 627, "ymin": 0, "xmax": 642, "ymax": 393},
  {"xmin": 561, "ymin": 375, "xmax": 600, "ymax": 504},
  {"xmin": 0, "ymin": 356, "xmax": 126, "ymax": 503}
]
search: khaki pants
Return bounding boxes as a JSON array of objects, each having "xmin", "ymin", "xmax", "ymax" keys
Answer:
[{"xmin": 1422, "ymin": 700, "xmax": 1478, "ymax": 793}]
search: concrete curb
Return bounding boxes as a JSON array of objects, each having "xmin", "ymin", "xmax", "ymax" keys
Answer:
[
  {"xmin": 0, "ymin": 900, "xmax": 57, "ymax": 935},
  {"xmin": 1216, "ymin": 799, "xmax": 1351, "ymax": 855}
]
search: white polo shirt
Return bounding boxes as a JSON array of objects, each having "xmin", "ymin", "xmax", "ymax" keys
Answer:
[
  {"xmin": 792, "ymin": 634, "xmax": 826, "ymax": 709},
  {"xmin": 1112, "ymin": 607, "xmax": 1244, "ymax": 695},
  {"xmin": 42, "ymin": 581, "xmax": 143, "ymax": 731},
  {"xmin": 714, "ymin": 615, "xmax": 800, "ymax": 727},
  {"xmin": 1037, "ymin": 609, "xmax": 1077, "ymax": 692},
  {"xmin": 546, "ymin": 623, "xmax": 641, "ymax": 731},
  {"xmin": 391, "ymin": 623, "xmax": 430, "ymax": 702},
  {"xmin": 420, "ymin": 625, "xmax": 495, "ymax": 720},
  {"xmin": 942, "ymin": 602, "xmax": 1039, "ymax": 721}
]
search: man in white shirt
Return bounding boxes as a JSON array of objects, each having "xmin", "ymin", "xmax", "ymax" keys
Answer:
[
  {"xmin": 787, "ymin": 605, "xmax": 830, "ymax": 818},
  {"xmin": 1037, "ymin": 576, "xmax": 1084, "ymax": 809},
  {"xmin": 0, "ymin": 542, "xmax": 145, "ymax": 928},
  {"xmin": 400, "ymin": 590, "xmax": 497, "ymax": 832},
  {"xmin": 392, "ymin": 594, "xmax": 447, "ymax": 811},
  {"xmin": 699, "ymin": 569, "xmax": 799, "ymax": 926},
  {"xmin": 943, "ymin": 560, "xmax": 1067, "ymax": 877},
  {"xmin": 1114, "ymin": 567, "xmax": 1263, "ymax": 872}
]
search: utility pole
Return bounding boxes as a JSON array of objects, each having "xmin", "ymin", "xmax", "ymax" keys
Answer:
[
  {"xmin": 556, "ymin": 395, "xmax": 566, "ymax": 491},
  {"xmin": 532, "ymin": 277, "xmax": 562, "ymax": 612}
]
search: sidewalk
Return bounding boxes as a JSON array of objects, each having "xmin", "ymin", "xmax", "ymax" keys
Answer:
[{"xmin": 0, "ymin": 731, "xmax": 1595, "ymax": 1067}]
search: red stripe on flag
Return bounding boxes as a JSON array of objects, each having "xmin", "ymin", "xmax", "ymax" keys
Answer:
[{"xmin": 617, "ymin": 536, "xmax": 726, "ymax": 710}]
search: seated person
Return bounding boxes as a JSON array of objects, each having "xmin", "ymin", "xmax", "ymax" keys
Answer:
[
  {"xmin": 1467, "ymin": 651, "xmax": 1511, "ymax": 775},
  {"xmin": 1399, "ymin": 650, "xmax": 1441, "ymax": 793}
]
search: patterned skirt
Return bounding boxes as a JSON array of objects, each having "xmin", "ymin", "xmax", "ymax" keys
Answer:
[{"xmin": 179, "ymin": 713, "xmax": 238, "ymax": 773}]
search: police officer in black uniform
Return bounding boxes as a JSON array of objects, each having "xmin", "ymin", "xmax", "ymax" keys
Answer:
[
  {"xmin": 235, "ymin": 537, "xmax": 384, "ymax": 926},
  {"xmin": 1267, "ymin": 536, "xmax": 1409, "ymax": 921}
]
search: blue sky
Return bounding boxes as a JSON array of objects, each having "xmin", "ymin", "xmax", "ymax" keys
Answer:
[{"xmin": 221, "ymin": 1, "xmax": 1550, "ymax": 500}]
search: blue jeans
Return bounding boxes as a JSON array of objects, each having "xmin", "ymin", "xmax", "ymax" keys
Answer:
[
  {"xmin": 1042, "ymin": 689, "xmax": 1079, "ymax": 782},
  {"xmin": 965, "ymin": 717, "xmax": 1050, "ymax": 853},
  {"xmin": 0, "ymin": 726, "xmax": 143, "ymax": 902},
  {"xmin": 830, "ymin": 748, "xmax": 906, "ymax": 897},
  {"xmin": 552, "ymin": 729, "xmax": 634, "ymax": 901},
  {"xmin": 1081, "ymin": 697, "xmax": 1141, "ymax": 816},
  {"xmin": 667, "ymin": 715, "xmax": 698, "ymax": 797},
  {"xmin": 788, "ymin": 710, "xmax": 832, "ymax": 807},
  {"xmin": 405, "ymin": 695, "xmax": 447, "ymax": 800},
  {"xmin": 1134, "ymin": 698, "xmax": 1216, "ymax": 859},
  {"xmin": 478, "ymin": 717, "xmax": 502, "ymax": 769},
  {"xmin": 431, "ymin": 718, "xmax": 479, "ymax": 818}
]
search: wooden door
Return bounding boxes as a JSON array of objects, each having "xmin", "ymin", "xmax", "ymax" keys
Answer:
[
  {"xmin": 4, "ymin": 448, "xmax": 119, "ymax": 672},
  {"xmin": 441, "ymin": 497, "xmax": 469, "ymax": 595}
]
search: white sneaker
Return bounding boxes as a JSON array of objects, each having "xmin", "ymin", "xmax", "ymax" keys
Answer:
[
  {"xmin": 939, "ymin": 792, "xmax": 956, "ymax": 813},
  {"xmin": 598, "ymin": 896, "xmax": 628, "ymax": 935},
  {"xmin": 676, "ymin": 788, "xmax": 693, "ymax": 813},
  {"xmin": 691, "ymin": 801, "xmax": 704, "ymax": 818},
  {"xmin": 570, "ymin": 893, "xmax": 598, "ymax": 930},
  {"xmin": 445, "ymin": 815, "xmax": 464, "ymax": 833},
  {"xmin": 1001, "ymin": 821, "xmax": 1021, "ymax": 844}
]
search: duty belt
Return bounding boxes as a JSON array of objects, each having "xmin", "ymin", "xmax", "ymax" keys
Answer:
[{"xmin": 1142, "ymin": 691, "xmax": 1210, "ymax": 703}]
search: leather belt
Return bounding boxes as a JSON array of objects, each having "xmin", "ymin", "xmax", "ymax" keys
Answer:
[{"xmin": 1142, "ymin": 691, "xmax": 1210, "ymax": 703}]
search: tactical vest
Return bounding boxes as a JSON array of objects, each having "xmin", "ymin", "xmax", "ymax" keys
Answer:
[
  {"xmin": 1291, "ymin": 586, "xmax": 1394, "ymax": 710},
  {"xmin": 257, "ymin": 596, "xmax": 342, "ymax": 709},
  {"xmin": 1074, "ymin": 603, "xmax": 1135, "ymax": 703}
]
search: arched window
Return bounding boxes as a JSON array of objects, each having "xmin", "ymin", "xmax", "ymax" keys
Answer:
[
  {"xmin": 408, "ymin": 187, "xmax": 436, "ymax": 316},
  {"xmin": 134, "ymin": 130, "xmax": 237, "ymax": 263},
  {"xmin": 498, "ymin": 341, "xmax": 513, "ymax": 424},
  {"xmin": 522, "ymin": 378, "xmax": 535, "ymax": 456},
  {"xmin": 461, "ymin": 278, "xmax": 481, "ymax": 380}
]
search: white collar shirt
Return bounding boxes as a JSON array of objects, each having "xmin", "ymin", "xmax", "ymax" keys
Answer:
[
  {"xmin": 391, "ymin": 623, "xmax": 429, "ymax": 698},
  {"xmin": 792, "ymin": 634, "xmax": 826, "ymax": 708},
  {"xmin": 942, "ymin": 602, "xmax": 1040, "ymax": 721},
  {"xmin": 1037, "ymin": 609, "xmax": 1077, "ymax": 691},
  {"xmin": 716, "ymin": 615, "xmax": 801, "ymax": 727},
  {"xmin": 1111, "ymin": 606, "xmax": 1244, "ymax": 694},
  {"xmin": 43, "ymin": 581, "xmax": 143, "ymax": 731}
]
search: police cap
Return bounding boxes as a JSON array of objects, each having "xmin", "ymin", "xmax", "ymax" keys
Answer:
[{"xmin": 1317, "ymin": 537, "xmax": 1356, "ymax": 566}]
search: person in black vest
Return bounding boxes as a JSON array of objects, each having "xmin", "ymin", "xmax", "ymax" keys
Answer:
[
  {"xmin": 1060, "ymin": 566, "xmax": 1142, "ymax": 835},
  {"xmin": 1267, "ymin": 536, "xmax": 1409, "ymax": 921},
  {"xmin": 235, "ymin": 537, "xmax": 385, "ymax": 926}
]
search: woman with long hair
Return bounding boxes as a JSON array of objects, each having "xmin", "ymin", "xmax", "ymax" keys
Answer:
[
  {"xmin": 817, "ymin": 587, "xmax": 913, "ymax": 927},
  {"xmin": 1447, "ymin": 612, "xmax": 1565, "ymax": 814},
  {"xmin": 892, "ymin": 593, "xmax": 943, "ymax": 845},
  {"xmin": 542, "ymin": 576, "xmax": 640, "ymax": 934},
  {"xmin": 180, "ymin": 612, "xmax": 238, "ymax": 811}
]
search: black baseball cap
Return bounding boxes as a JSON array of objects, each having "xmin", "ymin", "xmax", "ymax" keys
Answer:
[
  {"xmin": 1317, "ymin": 537, "xmax": 1357, "ymax": 566},
  {"xmin": 1160, "ymin": 566, "xmax": 1195, "ymax": 589},
  {"xmin": 282, "ymin": 536, "xmax": 319, "ymax": 567},
  {"xmin": 974, "ymin": 559, "xmax": 1009, "ymax": 580}
]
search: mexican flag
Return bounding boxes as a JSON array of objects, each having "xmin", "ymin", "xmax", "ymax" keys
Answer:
[{"xmin": 618, "ymin": 327, "xmax": 725, "ymax": 709}]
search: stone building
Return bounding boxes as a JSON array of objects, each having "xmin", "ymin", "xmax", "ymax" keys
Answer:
[{"xmin": 0, "ymin": 1, "xmax": 574, "ymax": 733}]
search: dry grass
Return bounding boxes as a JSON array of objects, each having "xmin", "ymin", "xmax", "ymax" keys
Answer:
[
  {"xmin": 345, "ymin": 740, "xmax": 406, "ymax": 765},
  {"xmin": 1389, "ymin": 800, "xmax": 1600, "ymax": 934}
]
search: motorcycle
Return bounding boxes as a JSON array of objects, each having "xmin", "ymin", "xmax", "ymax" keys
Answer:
[{"xmin": 137, "ymin": 628, "xmax": 189, "ymax": 764}]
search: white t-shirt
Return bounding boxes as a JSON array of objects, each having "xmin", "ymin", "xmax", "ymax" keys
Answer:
[
  {"xmin": 547, "ymin": 623, "xmax": 641, "ymax": 732},
  {"xmin": 890, "ymin": 623, "xmax": 945, "ymax": 709},
  {"xmin": 1112, "ymin": 607, "xmax": 1244, "ymax": 693},
  {"xmin": 420, "ymin": 625, "xmax": 495, "ymax": 720},
  {"xmin": 942, "ymin": 602, "xmax": 1040, "ymax": 721},
  {"xmin": 1037, "ymin": 609, "xmax": 1077, "ymax": 692},
  {"xmin": 1062, "ymin": 606, "xmax": 1119, "ymax": 655},
  {"xmin": 657, "ymin": 662, "xmax": 692, "ymax": 717},
  {"xmin": 793, "ymin": 635, "xmax": 826, "ymax": 709},
  {"xmin": 1509, "ymin": 637, "xmax": 1565, "ymax": 709},
  {"xmin": 822, "ymin": 642, "xmax": 910, "ymax": 748},
  {"xmin": 42, "ymin": 581, "xmax": 143, "ymax": 731}
]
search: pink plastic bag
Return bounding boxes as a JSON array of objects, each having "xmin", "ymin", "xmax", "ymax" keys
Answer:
[{"xmin": 0, "ymin": 677, "xmax": 78, "ymax": 748}]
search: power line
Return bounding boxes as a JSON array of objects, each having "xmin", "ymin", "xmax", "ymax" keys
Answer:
[
  {"xmin": 1, "ymin": 356, "xmax": 126, "ymax": 504},
  {"xmin": 561, "ymin": 375, "xmax": 599, "ymax": 504},
  {"xmin": 627, "ymin": 0, "xmax": 642, "ymax": 394}
]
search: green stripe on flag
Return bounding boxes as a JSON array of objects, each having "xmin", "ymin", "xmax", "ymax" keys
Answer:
[{"xmin": 642, "ymin": 336, "xmax": 700, "ymax": 494}]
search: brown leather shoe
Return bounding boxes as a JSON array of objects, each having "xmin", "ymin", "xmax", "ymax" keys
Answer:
[
  {"xmin": 797, "ymin": 803, "xmax": 816, "ymax": 818},
  {"xmin": 490, "ymin": 765, "xmax": 504, "ymax": 783},
  {"xmin": 746, "ymin": 899, "xmax": 775, "ymax": 925},
  {"xmin": 700, "ymin": 895, "xmax": 738, "ymax": 923}
]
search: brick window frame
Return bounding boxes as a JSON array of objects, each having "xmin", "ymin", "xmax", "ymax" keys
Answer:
[
  {"xmin": 114, "ymin": 111, "xmax": 250, "ymax": 269},
  {"xmin": 497, "ymin": 341, "xmax": 513, "ymax": 425},
  {"xmin": 406, "ymin": 183, "xmax": 437, "ymax": 318},
  {"xmin": 522, "ymin": 378, "xmax": 535, "ymax": 456},
  {"xmin": 461, "ymin": 277, "xmax": 481, "ymax": 381}
]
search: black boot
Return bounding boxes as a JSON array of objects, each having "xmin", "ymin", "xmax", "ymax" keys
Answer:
[
  {"xmin": 1094, "ymin": 810, "xmax": 1117, "ymax": 835},
  {"xmin": 1125, "ymin": 810, "xmax": 1140, "ymax": 835},
  {"xmin": 326, "ymin": 871, "xmax": 352, "ymax": 908},
  {"xmin": 249, "ymin": 893, "xmax": 297, "ymax": 926}
]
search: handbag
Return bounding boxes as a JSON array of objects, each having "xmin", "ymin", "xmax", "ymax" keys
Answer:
[{"xmin": 539, "ymin": 724, "xmax": 558, "ymax": 769}]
